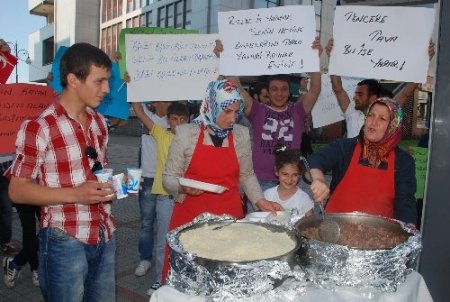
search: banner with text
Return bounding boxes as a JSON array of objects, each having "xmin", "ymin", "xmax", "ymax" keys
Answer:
[
  {"xmin": 218, "ymin": 5, "xmax": 319, "ymax": 76},
  {"xmin": 0, "ymin": 83, "xmax": 54, "ymax": 153},
  {"xmin": 329, "ymin": 6, "xmax": 435, "ymax": 83},
  {"xmin": 118, "ymin": 27, "xmax": 197, "ymax": 79},
  {"xmin": 312, "ymin": 75, "xmax": 361, "ymax": 128},
  {"xmin": 126, "ymin": 34, "xmax": 219, "ymax": 102}
]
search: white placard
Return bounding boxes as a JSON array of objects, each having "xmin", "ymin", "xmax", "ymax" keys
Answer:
[
  {"xmin": 312, "ymin": 75, "xmax": 362, "ymax": 129},
  {"xmin": 329, "ymin": 6, "xmax": 435, "ymax": 83},
  {"xmin": 218, "ymin": 5, "xmax": 319, "ymax": 76},
  {"xmin": 126, "ymin": 34, "xmax": 219, "ymax": 102}
]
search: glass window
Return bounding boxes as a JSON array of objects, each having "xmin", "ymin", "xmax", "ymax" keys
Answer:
[
  {"xmin": 146, "ymin": 11, "xmax": 153, "ymax": 26},
  {"xmin": 118, "ymin": 0, "xmax": 122, "ymax": 17},
  {"xmin": 254, "ymin": 0, "xmax": 279, "ymax": 9},
  {"xmin": 112, "ymin": 0, "xmax": 118, "ymax": 18},
  {"xmin": 42, "ymin": 37, "xmax": 54, "ymax": 65},
  {"xmin": 126, "ymin": 18, "xmax": 132, "ymax": 28},
  {"xmin": 185, "ymin": 0, "xmax": 192, "ymax": 28},
  {"xmin": 158, "ymin": 6, "xmax": 166, "ymax": 27},
  {"xmin": 146, "ymin": 0, "xmax": 154, "ymax": 5},
  {"xmin": 167, "ymin": 4, "xmax": 174, "ymax": 28},
  {"xmin": 127, "ymin": 0, "xmax": 133, "ymax": 13},
  {"xmin": 101, "ymin": 28, "xmax": 107, "ymax": 53},
  {"xmin": 175, "ymin": 1, "xmax": 183, "ymax": 28}
]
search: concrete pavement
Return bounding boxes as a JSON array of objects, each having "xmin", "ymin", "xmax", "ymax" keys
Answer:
[{"xmin": 0, "ymin": 133, "xmax": 156, "ymax": 302}]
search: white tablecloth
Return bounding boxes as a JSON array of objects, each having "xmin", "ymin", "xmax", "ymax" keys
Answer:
[{"xmin": 149, "ymin": 271, "xmax": 433, "ymax": 302}]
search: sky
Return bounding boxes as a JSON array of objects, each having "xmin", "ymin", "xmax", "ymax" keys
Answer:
[{"xmin": 1, "ymin": 1, "xmax": 46, "ymax": 83}]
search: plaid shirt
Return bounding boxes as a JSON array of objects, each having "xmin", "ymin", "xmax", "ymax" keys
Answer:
[{"xmin": 10, "ymin": 101, "xmax": 116, "ymax": 245}]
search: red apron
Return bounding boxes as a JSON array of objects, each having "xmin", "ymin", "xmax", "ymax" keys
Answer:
[
  {"xmin": 162, "ymin": 128, "xmax": 244, "ymax": 281},
  {"xmin": 326, "ymin": 143, "xmax": 395, "ymax": 218}
]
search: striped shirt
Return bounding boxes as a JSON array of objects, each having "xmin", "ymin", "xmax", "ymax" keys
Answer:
[{"xmin": 10, "ymin": 101, "xmax": 116, "ymax": 245}]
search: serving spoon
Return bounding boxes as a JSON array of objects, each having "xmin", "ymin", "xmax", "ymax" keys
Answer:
[{"xmin": 299, "ymin": 156, "xmax": 340, "ymax": 243}]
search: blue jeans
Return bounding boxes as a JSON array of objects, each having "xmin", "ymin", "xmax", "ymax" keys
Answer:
[
  {"xmin": 39, "ymin": 227, "xmax": 116, "ymax": 302},
  {"xmin": 154, "ymin": 195, "xmax": 174, "ymax": 282},
  {"xmin": 138, "ymin": 177, "xmax": 157, "ymax": 261}
]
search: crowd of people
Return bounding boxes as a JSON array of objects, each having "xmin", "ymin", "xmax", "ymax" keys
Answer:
[{"xmin": 0, "ymin": 30, "xmax": 433, "ymax": 301}]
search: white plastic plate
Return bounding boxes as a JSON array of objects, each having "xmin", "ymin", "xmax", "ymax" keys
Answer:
[{"xmin": 178, "ymin": 177, "xmax": 228, "ymax": 194}]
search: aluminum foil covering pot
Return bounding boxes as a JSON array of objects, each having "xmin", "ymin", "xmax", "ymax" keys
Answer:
[
  {"xmin": 295, "ymin": 212, "xmax": 421, "ymax": 292},
  {"xmin": 166, "ymin": 213, "xmax": 304, "ymax": 300}
]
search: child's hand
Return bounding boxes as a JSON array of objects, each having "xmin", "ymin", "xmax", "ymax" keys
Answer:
[{"xmin": 255, "ymin": 199, "xmax": 283, "ymax": 213}]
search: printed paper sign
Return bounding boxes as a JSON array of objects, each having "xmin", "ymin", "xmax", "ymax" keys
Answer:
[
  {"xmin": 312, "ymin": 75, "xmax": 361, "ymax": 128},
  {"xmin": 0, "ymin": 83, "xmax": 54, "ymax": 153},
  {"xmin": 329, "ymin": 6, "xmax": 435, "ymax": 83},
  {"xmin": 126, "ymin": 34, "xmax": 219, "ymax": 102},
  {"xmin": 218, "ymin": 5, "xmax": 319, "ymax": 76}
]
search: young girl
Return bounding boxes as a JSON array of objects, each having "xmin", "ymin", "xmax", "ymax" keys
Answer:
[{"xmin": 264, "ymin": 148, "xmax": 314, "ymax": 218}]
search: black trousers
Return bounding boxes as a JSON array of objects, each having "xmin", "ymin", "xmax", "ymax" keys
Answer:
[{"xmin": 14, "ymin": 204, "xmax": 40, "ymax": 271}]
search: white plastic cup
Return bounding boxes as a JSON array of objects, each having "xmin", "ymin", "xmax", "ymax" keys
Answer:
[
  {"xmin": 94, "ymin": 168, "xmax": 113, "ymax": 183},
  {"xmin": 112, "ymin": 173, "xmax": 128, "ymax": 199},
  {"xmin": 94, "ymin": 168, "xmax": 114, "ymax": 198},
  {"xmin": 126, "ymin": 168, "xmax": 142, "ymax": 193}
]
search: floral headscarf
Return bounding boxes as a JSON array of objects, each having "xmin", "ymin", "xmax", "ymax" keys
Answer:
[
  {"xmin": 361, "ymin": 97, "xmax": 403, "ymax": 167},
  {"xmin": 195, "ymin": 80, "xmax": 244, "ymax": 138}
]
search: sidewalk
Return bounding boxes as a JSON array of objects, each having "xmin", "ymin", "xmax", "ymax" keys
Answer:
[{"xmin": 0, "ymin": 134, "xmax": 154, "ymax": 302}]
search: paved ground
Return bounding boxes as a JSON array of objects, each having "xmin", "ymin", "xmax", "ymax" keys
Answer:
[{"xmin": 0, "ymin": 134, "xmax": 156, "ymax": 302}]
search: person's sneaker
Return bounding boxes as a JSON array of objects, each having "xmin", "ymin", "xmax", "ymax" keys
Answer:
[
  {"xmin": 0, "ymin": 243, "xmax": 20, "ymax": 256},
  {"xmin": 134, "ymin": 260, "xmax": 151, "ymax": 277},
  {"xmin": 146, "ymin": 282, "xmax": 161, "ymax": 296},
  {"xmin": 3, "ymin": 257, "xmax": 21, "ymax": 288},
  {"xmin": 31, "ymin": 270, "xmax": 39, "ymax": 287}
]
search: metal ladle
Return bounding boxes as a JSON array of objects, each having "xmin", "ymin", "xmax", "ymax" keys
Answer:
[{"xmin": 299, "ymin": 156, "xmax": 340, "ymax": 243}]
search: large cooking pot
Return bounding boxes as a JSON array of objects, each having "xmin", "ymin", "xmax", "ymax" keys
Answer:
[
  {"xmin": 295, "ymin": 212, "xmax": 421, "ymax": 292},
  {"xmin": 168, "ymin": 219, "xmax": 302, "ymax": 298}
]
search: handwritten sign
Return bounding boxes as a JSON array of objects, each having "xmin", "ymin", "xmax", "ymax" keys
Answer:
[
  {"xmin": 411, "ymin": 146, "xmax": 428, "ymax": 199},
  {"xmin": 311, "ymin": 75, "xmax": 361, "ymax": 128},
  {"xmin": 126, "ymin": 34, "xmax": 219, "ymax": 102},
  {"xmin": 329, "ymin": 6, "xmax": 435, "ymax": 83},
  {"xmin": 0, "ymin": 83, "xmax": 54, "ymax": 153},
  {"xmin": 218, "ymin": 5, "xmax": 319, "ymax": 76},
  {"xmin": 118, "ymin": 27, "xmax": 197, "ymax": 78},
  {"xmin": 96, "ymin": 62, "xmax": 129, "ymax": 120}
]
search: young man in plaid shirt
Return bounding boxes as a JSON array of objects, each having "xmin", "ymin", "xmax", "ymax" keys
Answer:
[{"xmin": 8, "ymin": 43, "xmax": 116, "ymax": 301}]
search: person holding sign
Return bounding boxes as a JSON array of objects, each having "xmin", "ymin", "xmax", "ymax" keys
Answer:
[
  {"xmin": 308, "ymin": 98, "xmax": 417, "ymax": 227},
  {"xmin": 326, "ymin": 38, "xmax": 435, "ymax": 138},
  {"xmin": 161, "ymin": 79, "xmax": 282, "ymax": 281},
  {"xmin": 8, "ymin": 43, "xmax": 117, "ymax": 301},
  {"xmin": 214, "ymin": 38, "xmax": 322, "ymax": 192}
]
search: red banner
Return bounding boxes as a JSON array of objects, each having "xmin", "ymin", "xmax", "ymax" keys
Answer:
[
  {"xmin": 0, "ymin": 83, "xmax": 55, "ymax": 154},
  {"xmin": 0, "ymin": 51, "xmax": 18, "ymax": 84}
]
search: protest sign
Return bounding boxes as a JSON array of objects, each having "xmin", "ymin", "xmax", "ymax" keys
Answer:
[
  {"xmin": 96, "ymin": 62, "xmax": 129, "ymax": 120},
  {"xmin": 0, "ymin": 83, "xmax": 54, "ymax": 153},
  {"xmin": 218, "ymin": 5, "xmax": 319, "ymax": 76},
  {"xmin": 411, "ymin": 146, "xmax": 428, "ymax": 199},
  {"xmin": 311, "ymin": 74, "xmax": 361, "ymax": 128},
  {"xmin": 329, "ymin": 6, "xmax": 435, "ymax": 83},
  {"xmin": 126, "ymin": 33, "xmax": 219, "ymax": 102},
  {"xmin": 118, "ymin": 27, "xmax": 197, "ymax": 78}
]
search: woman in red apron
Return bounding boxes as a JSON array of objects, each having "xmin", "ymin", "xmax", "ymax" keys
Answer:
[
  {"xmin": 160, "ymin": 80, "xmax": 283, "ymax": 282},
  {"xmin": 307, "ymin": 98, "xmax": 417, "ymax": 227}
]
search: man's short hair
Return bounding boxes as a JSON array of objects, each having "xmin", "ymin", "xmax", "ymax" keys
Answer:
[
  {"xmin": 167, "ymin": 102, "xmax": 189, "ymax": 118},
  {"xmin": 267, "ymin": 74, "xmax": 290, "ymax": 88},
  {"xmin": 357, "ymin": 79, "xmax": 382, "ymax": 97},
  {"xmin": 60, "ymin": 43, "xmax": 112, "ymax": 88}
]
